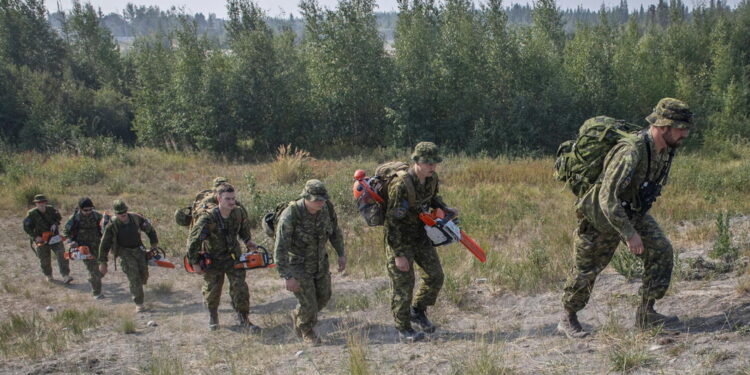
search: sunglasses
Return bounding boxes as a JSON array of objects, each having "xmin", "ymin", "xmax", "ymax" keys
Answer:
[{"xmin": 81, "ymin": 208, "xmax": 94, "ymax": 212}]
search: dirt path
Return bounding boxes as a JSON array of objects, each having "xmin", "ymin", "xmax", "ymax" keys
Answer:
[{"xmin": 1, "ymin": 216, "xmax": 749, "ymax": 375}]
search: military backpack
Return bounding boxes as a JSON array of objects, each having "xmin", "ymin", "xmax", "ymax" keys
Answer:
[
  {"xmin": 174, "ymin": 190, "xmax": 214, "ymax": 227},
  {"xmin": 262, "ymin": 200, "xmax": 336, "ymax": 238},
  {"xmin": 554, "ymin": 116, "xmax": 643, "ymax": 197}
]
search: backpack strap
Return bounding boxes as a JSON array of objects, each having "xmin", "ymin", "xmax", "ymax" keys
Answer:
[{"xmin": 396, "ymin": 170, "xmax": 417, "ymax": 207}]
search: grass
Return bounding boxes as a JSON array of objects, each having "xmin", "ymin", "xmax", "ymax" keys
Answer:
[
  {"xmin": 606, "ymin": 332, "xmax": 655, "ymax": 373},
  {"xmin": 149, "ymin": 281, "xmax": 174, "ymax": 295},
  {"xmin": 2, "ymin": 145, "xmax": 750, "ymax": 296},
  {"xmin": 449, "ymin": 343, "xmax": 515, "ymax": 375},
  {"xmin": 346, "ymin": 330, "xmax": 371, "ymax": 375},
  {"xmin": 119, "ymin": 317, "xmax": 136, "ymax": 334},
  {"xmin": 332, "ymin": 292, "xmax": 371, "ymax": 312}
]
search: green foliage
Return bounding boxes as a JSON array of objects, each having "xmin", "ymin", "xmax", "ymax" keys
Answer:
[
  {"xmin": 611, "ymin": 247, "xmax": 644, "ymax": 280},
  {"xmin": 710, "ymin": 211, "xmax": 738, "ymax": 262}
]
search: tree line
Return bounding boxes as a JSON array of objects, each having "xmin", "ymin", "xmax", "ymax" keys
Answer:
[{"xmin": 1, "ymin": 0, "xmax": 748, "ymax": 157}]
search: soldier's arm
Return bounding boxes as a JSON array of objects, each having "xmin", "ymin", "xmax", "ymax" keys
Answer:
[
  {"xmin": 62, "ymin": 214, "xmax": 76, "ymax": 239},
  {"xmin": 327, "ymin": 204, "xmax": 345, "ymax": 258},
  {"xmin": 237, "ymin": 208, "xmax": 252, "ymax": 244},
  {"xmin": 385, "ymin": 180, "xmax": 411, "ymax": 258},
  {"xmin": 599, "ymin": 144, "xmax": 639, "ymax": 241},
  {"xmin": 98, "ymin": 224, "xmax": 115, "ymax": 263},
  {"xmin": 140, "ymin": 217, "xmax": 159, "ymax": 246},
  {"xmin": 274, "ymin": 207, "xmax": 295, "ymax": 279},
  {"xmin": 187, "ymin": 214, "xmax": 211, "ymax": 264},
  {"xmin": 22, "ymin": 211, "xmax": 35, "ymax": 237},
  {"xmin": 52, "ymin": 207, "xmax": 62, "ymax": 225}
]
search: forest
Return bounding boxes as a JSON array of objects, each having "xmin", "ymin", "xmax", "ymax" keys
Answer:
[{"xmin": 1, "ymin": 0, "xmax": 748, "ymax": 157}]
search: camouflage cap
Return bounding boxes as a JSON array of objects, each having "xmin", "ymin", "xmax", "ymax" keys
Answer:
[
  {"xmin": 213, "ymin": 176, "xmax": 229, "ymax": 188},
  {"xmin": 646, "ymin": 98, "xmax": 693, "ymax": 129},
  {"xmin": 411, "ymin": 141, "xmax": 442, "ymax": 164},
  {"xmin": 113, "ymin": 199, "xmax": 128, "ymax": 214},
  {"xmin": 32, "ymin": 194, "xmax": 48, "ymax": 203},
  {"xmin": 300, "ymin": 179, "xmax": 329, "ymax": 201}
]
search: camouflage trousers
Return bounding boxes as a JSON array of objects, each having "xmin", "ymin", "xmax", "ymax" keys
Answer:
[
  {"xmin": 83, "ymin": 259, "xmax": 103, "ymax": 296},
  {"xmin": 562, "ymin": 214, "xmax": 674, "ymax": 312},
  {"xmin": 37, "ymin": 242, "xmax": 69, "ymax": 278},
  {"xmin": 202, "ymin": 262, "xmax": 249, "ymax": 313},
  {"xmin": 387, "ymin": 244, "xmax": 444, "ymax": 330},
  {"xmin": 292, "ymin": 270, "xmax": 332, "ymax": 334},
  {"xmin": 119, "ymin": 248, "xmax": 149, "ymax": 305}
]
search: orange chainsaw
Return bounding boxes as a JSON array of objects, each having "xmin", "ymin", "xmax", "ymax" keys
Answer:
[
  {"xmin": 419, "ymin": 208, "xmax": 487, "ymax": 263},
  {"xmin": 36, "ymin": 230, "xmax": 65, "ymax": 246},
  {"xmin": 64, "ymin": 245, "xmax": 96, "ymax": 260},
  {"xmin": 146, "ymin": 247, "xmax": 176, "ymax": 268},
  {"xmin": 184, "ymin": 251, "xmax": 212, "ymax": 273},
  {"xmin": 234, "ymin": 246, "xmax": 276, "ymax": 270}
]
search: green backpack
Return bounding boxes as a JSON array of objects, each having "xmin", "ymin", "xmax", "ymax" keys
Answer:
[
  {"xmin": 554, "ymin": 116, "xmax": 643, "ymax": 197},
  {"xmin": 262, "ymin": 200, "xmax": 336, "ymax": 238}
]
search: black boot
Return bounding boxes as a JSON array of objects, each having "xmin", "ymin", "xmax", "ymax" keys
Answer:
[
  {"xmin": 208, "ymin": 308, "xmax": 219, "ymax": 331},
  {"xmin": 237, "ymin": 312, "xmax": 261, "ymax": 334},
  {"xmin": 557, "ymin": 308, "xmax": 589, "ymax": 338},
  {"xmin": 398, "ymin": 327, "xmax": 425, "ymax": 343},
  {"xmin": 636, "ymin": 299, "xmax": 679, "ymax": 329},
  {"xmin": 410, "ymin": 307, "xmax": 436, "ymax": 333}
]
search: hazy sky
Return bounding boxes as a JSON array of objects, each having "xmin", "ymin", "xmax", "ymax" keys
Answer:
[{"xmin": 58, "ymin": 0, "xmax": 736, "ymax": 18}]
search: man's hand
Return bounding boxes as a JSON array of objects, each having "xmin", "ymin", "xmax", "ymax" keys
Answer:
[
  {"xmin": 99, "ymin": 263, "xmax": 108, "ymax": 276},
  {"xmin": 626, "ymin": 233, "xmax": 644, "ymax": 255},
  {"xmin": 338, "ymin": 256, "xmax": 347, "ymax": 272},
  {"xmin": 285, "ymin": 278, "xmax": 300, "ymax": 292},
  {"xmin": 193, "ymin": 263, "xmax": 205, "ymax": 275},
  {"xmin": 395, "ymin": 256, "xmax": 410, "ymax": 272},
  {"xmin": 245, "ymin": 240, "xmax": 258, "ymax": 251},
  {"xmin": 34, "ymin": 236, "xmax": 42, "ymax": 244}
]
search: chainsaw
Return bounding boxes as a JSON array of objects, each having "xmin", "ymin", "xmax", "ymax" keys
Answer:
[
  {"xmin": 419, "ymin": 208, "xmax": 487, "ymax": 263},
  {"xmin": 234, "ymin": 246, "xmax": 276, "ymax": 270},
  {"xmin": 64, "ymin": 245, "xmax": 96, "ymax": 260},
  {"xmin": 145, "ymin": 247, "xmax": 176, "ymax": 268}
]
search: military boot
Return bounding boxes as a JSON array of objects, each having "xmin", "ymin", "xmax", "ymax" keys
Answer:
[
  {"xmin": 237, "ymin": 312, "xmax": 261, "ymax": 334},
  {"xmin": 290, "ymin": 311, "xmax": 302, "ymax": 338},
  {"xmin": 208, "ymin": 308, "xmax": 219, "ymax": 331},
  {"xmin": 636, "ymin": 299, "xmax": 679, "ymax": 330},
  {"xmin": 301, "ymin": 329, "xmax": 322, "ymax": 346},
  {"xmin": 410, "ymin": 307, "xmax": 436, "ymax": 333},
  {"xmin": 557, "ymin": 309, "xmax": 589, "ymax": 338},
  {"xmin": 398, "ymin": 327, "xmax": 426, "ymax": 343},
  {"xmin": 62, "ymin": 275, "xmax": 73, "ymax": 285}
]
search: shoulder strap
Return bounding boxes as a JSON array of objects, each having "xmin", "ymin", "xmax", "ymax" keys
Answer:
[
  {"xmin": 35, "ymin": 209, "xmax": 53, "ymax": 227},
  {"xmin": 325, "ymin": 200, "xmax": 336, "ymax": 222},
  {"xmin": 396, "ymin": 170, "xmax": 417, "ymax": 207},
  {"xmin": 642, "ymin": 132, "xmax": 652, "ymax": 181}
]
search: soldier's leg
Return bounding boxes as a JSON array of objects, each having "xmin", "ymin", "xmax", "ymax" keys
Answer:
[
  {"xmin": 37, "ymin": 245, "xmax": 53, "ymax": 277},
  {"xmin": 387, "ymin": 254, "xmax": 415, "ymax": 330},
  {"xmin": 412, "ymin": 245, "xmax": 444, "ymax": 310},
  {"xmin": 634, "ymin": 215, "xmax": 674, "ymax": 302},
  {"xmin": 120, "ymin": 251, "xmax": 145, "ymax": 305},
  {"xmin": 137, "ymin": 251, "xmax": 148, "ymax": 286},
  {"xmin": 315, "ymin": 271, "xmax": 332, "ymax": 313},
  {"xmin": 84, "ymin": 259, "xmax": 103, "ymax": 296},
  {"xmin": 293, "ymin": 276, "xmax": 319, "ymax": 333},
  {"xmin": 52, "ymin": 242, "xmax": 70, "ymax": 277},
  {"xmin": 562, "ymin": 220, "xmax": 621, "ymax": 312},
  {"xmin": 202, "ymin": 270, "xmax": 225, "ymax": 310},
  {"xmin": 226, "ymin": 268, "xmax": 250, "ymax": 313}
]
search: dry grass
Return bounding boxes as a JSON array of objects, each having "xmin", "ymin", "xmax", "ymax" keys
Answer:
[
  {"xmin": 346, "ymin": 329, "xmax": 372, "ymax": 375},
  {"xmin": 270, "ymin": 144, "xmax": 311, "ymax": 185}
]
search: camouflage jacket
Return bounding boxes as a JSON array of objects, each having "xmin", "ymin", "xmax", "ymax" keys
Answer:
[
  {"xmin": 385, "ymin": 167, "xmax": 446, "ymax": 257},
  {"xmin": 63, "ymin": 210, "xmax": 106, "ymax": 249},
  {"xmin": 23, "ymin": 206, "xmax": 62, "ymax": 238},
  {"xmin": 577, "ymin": 130, "xmax": 673, "ymax": 240},
  {"xmin": 274, "ymin": 199, "xmax": 345, "ymax": 280},
  {"xmin": 186, "ymin": 206, "xmax": 251, "ymax": 265},
  {"xmin": 98, "ymin": 213, "xmax": 158, "ymax": 263}
]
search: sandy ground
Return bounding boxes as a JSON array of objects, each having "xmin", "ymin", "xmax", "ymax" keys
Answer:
[{"xmin": 1, "ymin": 216, "xmax": 749, "ymax": 375}]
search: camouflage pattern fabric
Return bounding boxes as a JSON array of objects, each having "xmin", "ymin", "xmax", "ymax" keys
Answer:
[
  {"xmin": 37, "ymin": 242, "xmax": 69, "ymax": 278},
  {"xmin": 23, "ymin": 206, "xmax": 69, "ymax": 277},
  {"xmin": 186, "ymin": 206, "xmax": 252, "ymax": 313},
  {"xmin": 411, "ymin": 141, "xmax": 443, "ymax": 164},
  {"xmin": 562, "ymin": 215, "xmax": 674, "ymax": 311},
  {"xmin": 63, "ymin": 210, "xmax": 104, "ymax": 295},
  {"xmin": 274, "ymin": 199, "xmax": 345, "ymax": 333},
  {"xmin": 118, "ymin": 247, "xmax": 148, "ymax": 305},
  {"xmin": 564, "ymin": 129, "xmax": 676, "ymax": 312},
  {"xmin": 98, "ymin": 213, "xmax": 158, "ymax": 263},
  {"xmin": 385, "ymin": 168, "xmax": 446, "ymax": 330},
  {"xmin": 645, "ymin": 98, "xmax": 693, "ymax": 129}
]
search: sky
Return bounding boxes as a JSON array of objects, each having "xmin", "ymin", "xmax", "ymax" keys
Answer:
[{"xmin": 57, "ymin": 0, "xmax": 737, "ymax": 18}]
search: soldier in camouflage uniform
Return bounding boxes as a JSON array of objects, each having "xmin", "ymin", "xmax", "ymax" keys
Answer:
[
  {"xmin": 63, "ymin": 197, "xmax": 107, "ymax": 299},
  {"xmin": 558, "ymin": 98, "xmax": 693, "ymax": 338},
  {"xmin": 386, "ymin": 142, "xmax": 458, "ymax": 343},
  {"xmin": 187, "ymin": 183, "xmax": 260, "ymax": 332},
  {"xmin": 98, "ymin": 200, "xmax": 159, "ymax": 313},
  {"xmin": 23, "ymin": 194, "xmax": 72, "ymax": 284},
  {"xmin": 275, "ymin": 180, "xmax": 346, "ymax": 345}
]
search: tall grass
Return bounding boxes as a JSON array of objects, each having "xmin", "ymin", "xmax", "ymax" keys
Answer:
[
  {"xmin": 270, "ymin": 144, "xmax": 311, "ymax": 185},
  {"xmin": 346, "ymin": 330, "xmax": 371, "ymax": 375}
]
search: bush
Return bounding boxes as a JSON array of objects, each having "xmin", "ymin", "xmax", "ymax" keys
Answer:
[
  {"xmin": 269, "ymin": 144, "xmax": 310, "ymax": 185},
  {"xmin": 710, "ymin": 211, "xmax": 738, "ymax": 262}
]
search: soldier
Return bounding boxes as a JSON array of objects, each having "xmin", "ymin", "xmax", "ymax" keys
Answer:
[
  {"xmin": 187, "ymin": 183, "xmax": 260, "ymax": 332},
  {"xmin": 386, "ymin": 142, "xmax": 458, "ymax": 343},
  {"xmin": 274, "ymin": 179, "xmax": 346, "ymax": 345},
  {"xmin": 23, "ymin": 194, "xmax": 72, "ymax": 284},
  {"xmin": 63, "ymin": 197, "xmax": 107, "ymax": 299},
  {"xmin": 98, "ymin": 200, "xmax": 159, "ymax": 313},
  {"xmin": 558, "ymin": 98, "xmax": 693, "ymax": 338}
]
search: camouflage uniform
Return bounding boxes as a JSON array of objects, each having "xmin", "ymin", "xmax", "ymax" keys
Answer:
[
  {"xmin": 186, "ymin": 205, "xmax": 253, "ymax": 314},
  {"xmin": 274, "ymin": 180, "xmax": 345, "ymax": 336},
  {"xmin": 62, "ymin": 201, "xmax": 106, "ymax": 296},
  {"xmin": 98, "ymin": 200, "xmax": 158, "ymax": 305},
  {"xmin": 385, "ymin": 143, "xmax": 447, "ymax": 331},
  {"xmin": 562, "ymin": 98, "xmax": 693, "ymax": 314},
  {"xmin": 23, "ymin": 195, "xmax": 70, "ymax": 279}
]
